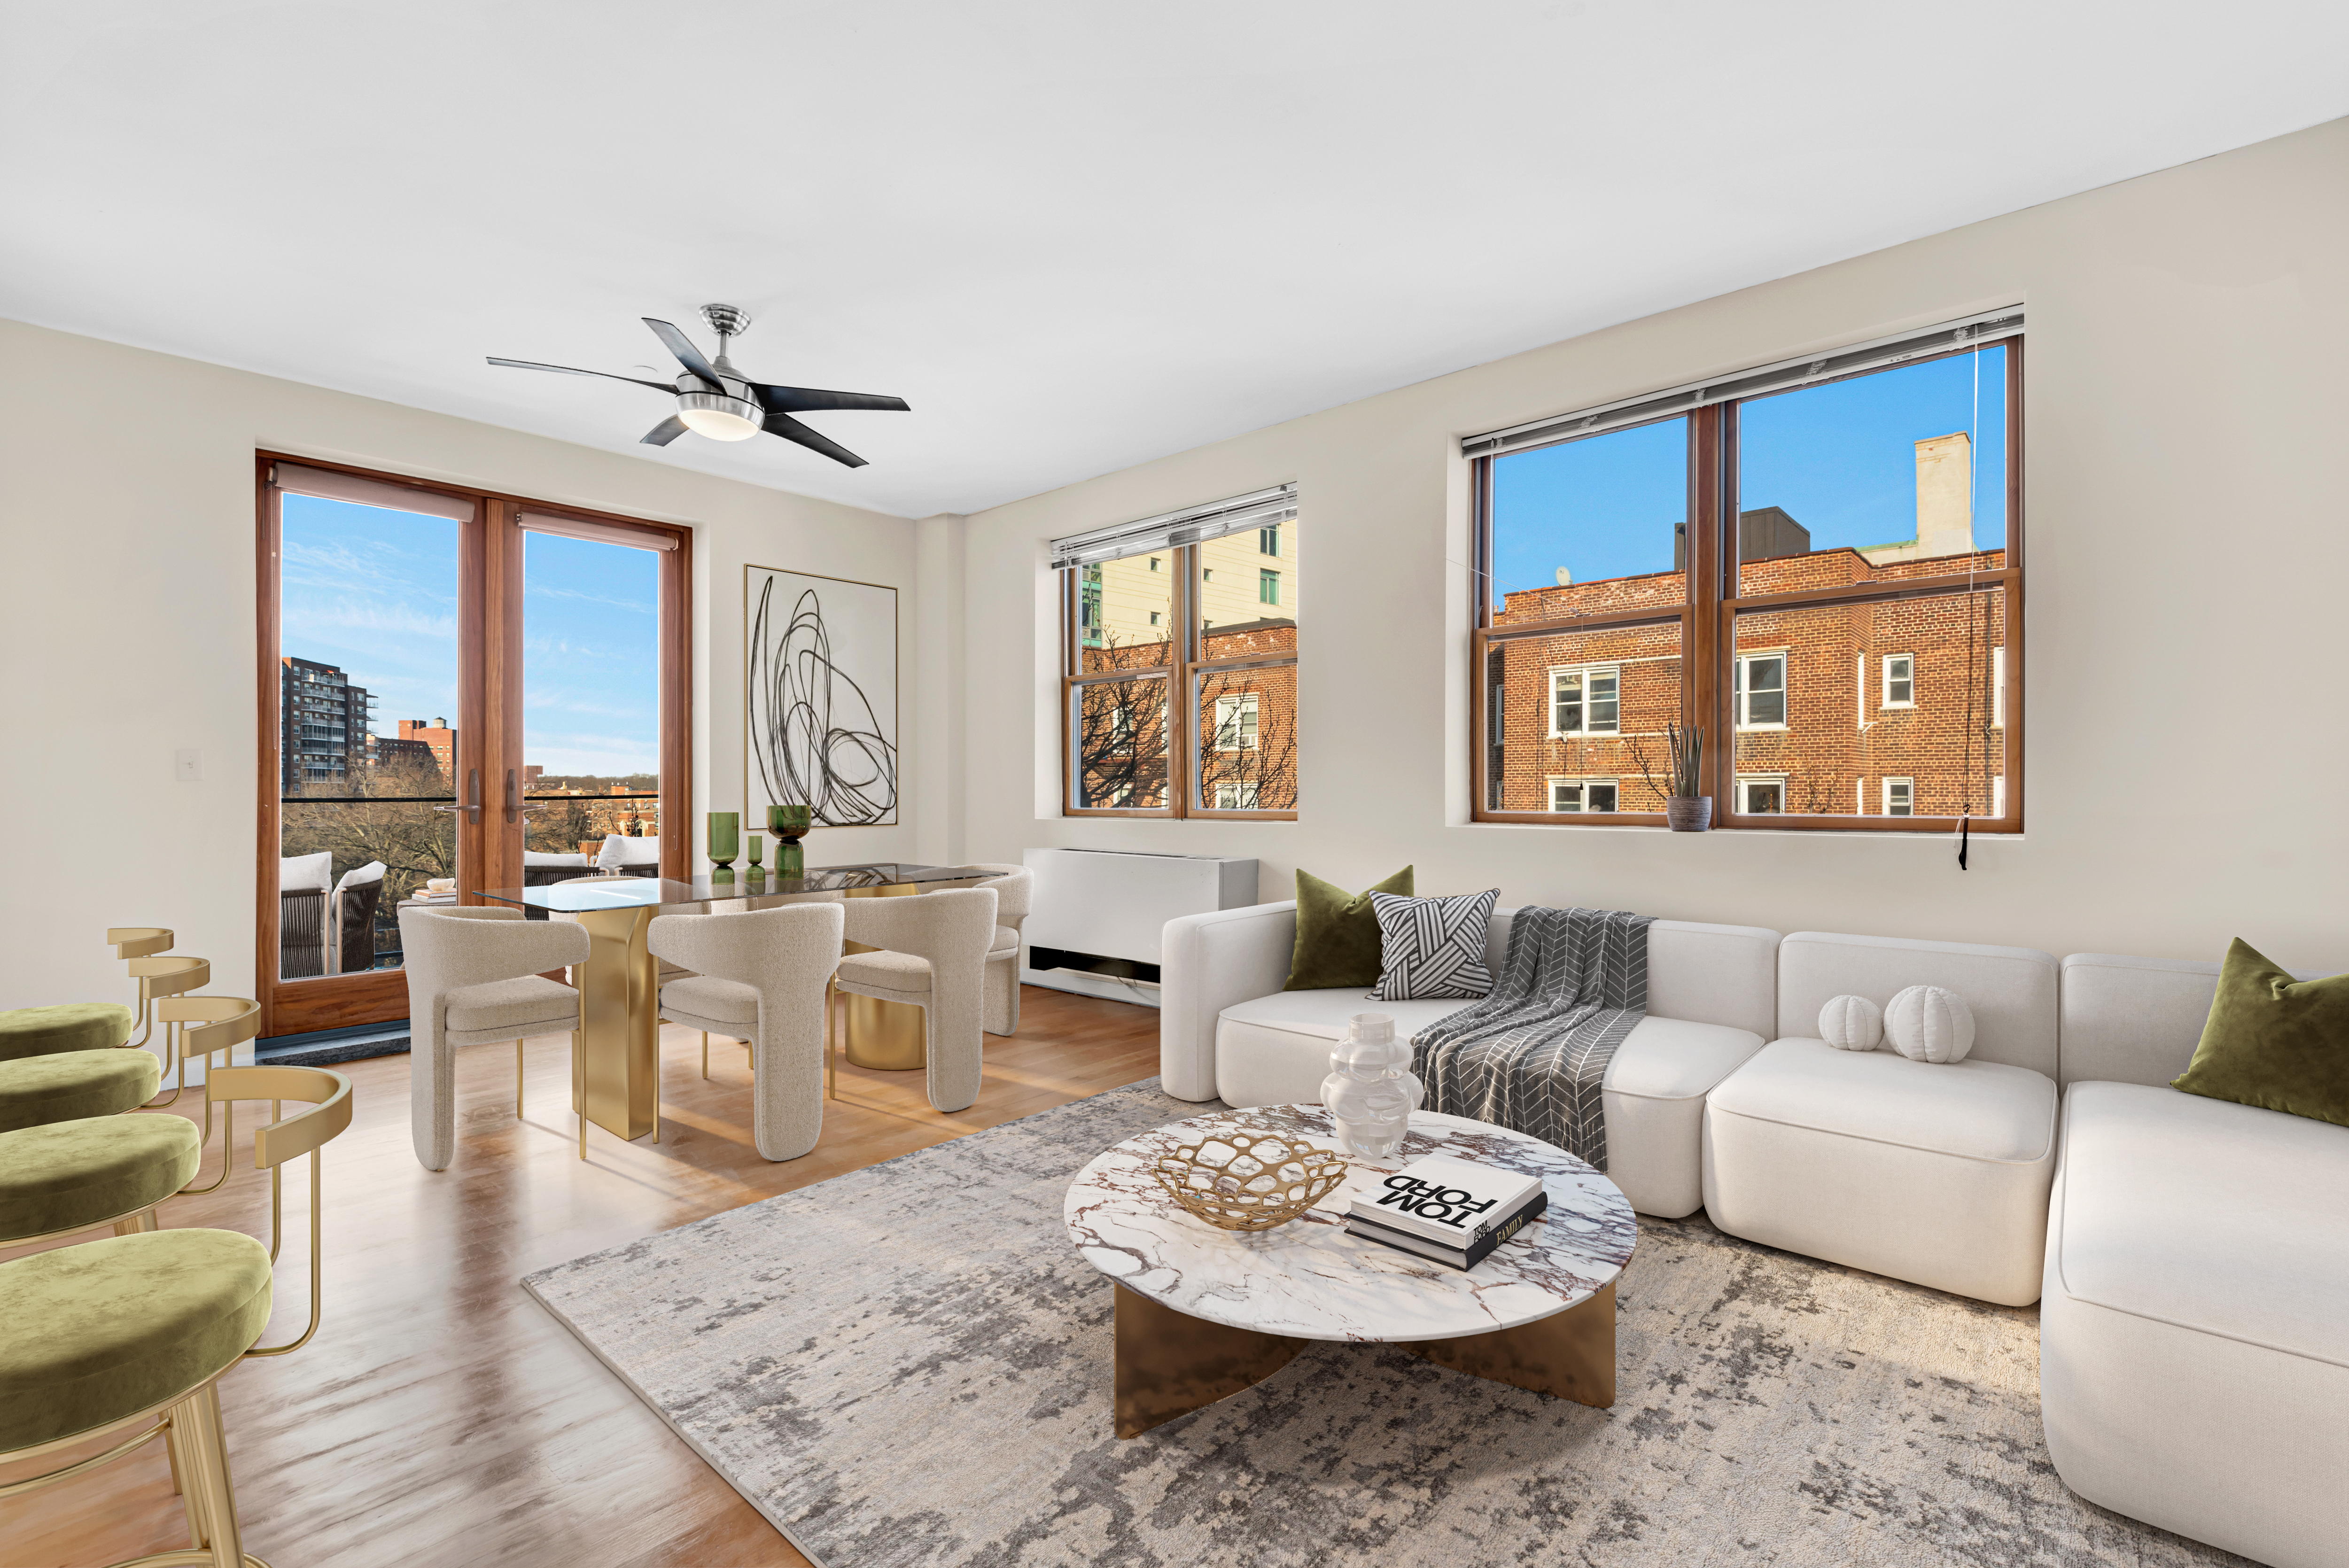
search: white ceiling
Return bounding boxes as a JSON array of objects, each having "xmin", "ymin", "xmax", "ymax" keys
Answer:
[{"xmin": 5, "ymin": 3, "xmax": 2344, "ymax": 520}]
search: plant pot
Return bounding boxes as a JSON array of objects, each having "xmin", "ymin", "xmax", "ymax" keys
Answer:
[{"xmin": 1665, "ymin": 796, "xmax": 1712, "ymax": 832}]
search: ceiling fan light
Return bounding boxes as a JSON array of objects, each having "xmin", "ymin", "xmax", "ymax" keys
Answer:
[{"xmin": 676, "ymin": 391, "xmax": 764, "ymax": 441}]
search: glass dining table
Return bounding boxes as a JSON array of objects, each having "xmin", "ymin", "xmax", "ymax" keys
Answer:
[{"xmin": 477, "ymin": 862, "xmax": 991, "ymax": 1144}]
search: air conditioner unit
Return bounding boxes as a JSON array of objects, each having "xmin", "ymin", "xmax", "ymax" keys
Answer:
[{"xmin": 1019, "ymin": 848, "xmax": 1258, "ymax": 1008}]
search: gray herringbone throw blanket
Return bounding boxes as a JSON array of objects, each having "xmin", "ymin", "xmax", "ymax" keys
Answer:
[{"xmin": 1409, "ymin": 906, "xmax": 1657, "ymax": 1170}]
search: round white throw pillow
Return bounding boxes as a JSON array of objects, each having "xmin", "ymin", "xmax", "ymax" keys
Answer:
[
  {"xmin": 1817, "ymin": 994, "xmax": 1884, "ymax": 1052},
  {"xmin": 1884, "ymin": 985, "xmax": 1976, "ymax": 1063}
]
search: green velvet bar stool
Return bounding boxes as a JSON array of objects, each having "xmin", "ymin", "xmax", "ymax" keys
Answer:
[
  {"xmin": 0, "ymin": 1115, "xmax": 203, "ymax": 1248},
  {"xmin": 0, "ymin": 1050, "xmax": 161, "ymax": 1133},
  {"xmin": 0, "ymin": 1003, "xmax": 136, "ymax": 1062},
  {"xmin": 109, "ymin": 927, "xmax": 178, "ymax": 1047},
  {"xmin": 0, "ymin": 1062, "xmax": 350, "ymax": 1568}
]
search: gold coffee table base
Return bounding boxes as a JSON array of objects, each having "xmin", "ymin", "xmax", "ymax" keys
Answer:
[
  {"xmin": 841, "ymin": 883, "xmax": 928, "ymax": 1071},
  {"xmin": 1112, "ymin": 1279, "xmax": 1617, "ymax": 1439}
]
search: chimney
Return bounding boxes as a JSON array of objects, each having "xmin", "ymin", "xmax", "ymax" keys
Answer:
[{"xmin": 1913, "ymin": 433, "xmax": 1975, "ymax": 559}]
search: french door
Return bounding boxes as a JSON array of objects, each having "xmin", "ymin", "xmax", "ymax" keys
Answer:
[{"xmin": 257, "ymin": 455, "xmax": 692, "ymax": 1038}]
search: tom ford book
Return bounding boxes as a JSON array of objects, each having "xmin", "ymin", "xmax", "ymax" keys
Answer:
[{"xmin": 1347, "ymin": 1154, "xmax": 1547, "ymax": 1270}]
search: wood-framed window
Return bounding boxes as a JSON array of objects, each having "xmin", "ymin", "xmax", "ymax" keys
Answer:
[
  {"xmin": 1468, "ymin": 309, "xmax": 2022, "ymax": 831},
  {"xmin": 257, "ymin": 453, "xmax": 692, "ymax": 1037},
  {"xmin": 1057, "ymin": 486, "xmax": 1298, "ymax": 819}
]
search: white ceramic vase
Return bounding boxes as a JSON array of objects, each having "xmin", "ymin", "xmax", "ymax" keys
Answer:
[{"xmin": 1319, "ymin": 1012, "xmax": 1424, "ymax": 1160}]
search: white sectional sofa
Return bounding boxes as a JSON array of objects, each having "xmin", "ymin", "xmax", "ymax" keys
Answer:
[
  {"xmin": 2040, "ymin": 954, "xmax": 2347, "ymax": 1568},
  {"xmin": 1159, "ymin": 902, "xmax": 1780, "ymax": 1219},
  {"xmin": 1702, "ymin": 931, "xmax": 2062, "ymax": 1307},
  {"xmin": 1159, "ymin": 905, "xmax": 2346, "ymax": 1566}
]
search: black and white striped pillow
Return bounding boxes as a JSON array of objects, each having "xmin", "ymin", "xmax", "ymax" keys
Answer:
[{"xmin": 1367, "ymin": 888, "xmax": 1499, "ymax": 1001}]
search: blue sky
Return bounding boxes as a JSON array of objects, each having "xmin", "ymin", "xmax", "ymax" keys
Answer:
[
  {"xmin": 280, "ymin": 497, "xmax": 660, "ymax": 776},
  {"xmin": 1492, "ymin": 346, "xmax": 2008, "ymax": 602}
]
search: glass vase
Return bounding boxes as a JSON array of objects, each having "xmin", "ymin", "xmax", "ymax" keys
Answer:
[
  {"xmin": 1318, "ymin": 1012, "xmax": 1423, "ymax": 1160},
  {"xmin": 706, "ymin": 810, "xmax": 739, "ymax": 869}
]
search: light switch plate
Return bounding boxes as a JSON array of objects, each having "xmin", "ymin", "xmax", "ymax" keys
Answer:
[{"xmin": 175, "ymin": 748, "xmax": 202, "ymax": 782}]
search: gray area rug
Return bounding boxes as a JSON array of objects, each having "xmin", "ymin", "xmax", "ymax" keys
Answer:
[{"xmin": 523, "ymin": 1081, "xmax": 2242, "ymax": 1568}]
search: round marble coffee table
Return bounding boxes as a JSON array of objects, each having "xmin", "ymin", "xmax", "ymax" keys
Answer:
[{"xmin": 1065, "ymin": 1103, "xmax": 1637, "ymax": 1437}]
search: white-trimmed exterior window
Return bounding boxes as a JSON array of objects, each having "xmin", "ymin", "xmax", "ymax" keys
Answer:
[
  {"xmin": 1992, "ymin": 776, "xmax": 2007, "ymax": 817},
  {"xmin": 1883, "ymin": 777, "xmax": 1914, "ymax": 816},
  {"xmin": 1212, "ymin": 692, "xmax": 1260, "ymax": 751},
  {"xmin": 1548, "ymin": 777, "xmax": 1620, "ymax": 814},
  {"xmin": 1548, "ymin": 664, "xmax": 1620, "ymax": 736},
  {"xmin": 1736, "ymin": 774, "xmax": 1787, "ymax": 814},
  {"xmin": 1882, "ymin": 653, "xmax": 1914, "ymax": 708},
  {"xmin": 1734, "ymin": 652, "xmax": 1787, "ymax": 729},
  {"xmin": 1215, "ymin": 781, "xmax": 1261, "ymax": 810},
  {"xmin": 1991, "ymin": 646, "xmax": 2006, "ymax": 728}
]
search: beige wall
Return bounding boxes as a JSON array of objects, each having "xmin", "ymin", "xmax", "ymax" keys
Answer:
[
  {"xmin": 0, "ymin": 319, "xmax": 921, "ymax": 1017},
  {"xmin": 949, "ymin": 116, "xmax": 2349, "ymax": 971}
]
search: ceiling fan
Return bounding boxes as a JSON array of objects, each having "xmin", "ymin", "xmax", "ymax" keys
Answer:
[{"xmin": 488, "ymin": 304, "xmax": 908, "ymax": 468}]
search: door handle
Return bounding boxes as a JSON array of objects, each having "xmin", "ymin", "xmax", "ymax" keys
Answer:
[
  {"xmin": 505, "ymin": 768, "xmax": 541, "ymax": 825},
  {"xmin": 434, "ymin": 768, "xmax": 483, "ymax": 824}
]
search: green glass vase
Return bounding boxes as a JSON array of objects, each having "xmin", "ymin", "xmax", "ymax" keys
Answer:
[{"xmin": 706, "ymin": 811, "xmax": 739, "ymax": 869}]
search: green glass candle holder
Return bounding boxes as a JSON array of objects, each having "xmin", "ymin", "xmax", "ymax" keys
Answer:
[
  {"xmin": 774, "ymin": 841, "xmax": 804, "ymax": 876},
  {"xmin": 706, "ymin": 810, "xmax": 739, "ymax": 869},
  {"xmin": 747, "ymin": 832, "xmax": 764, "ymax": 869},
  {"xmin": 766, "ymin": 804, "xmax": 813, "ymax": 842}
]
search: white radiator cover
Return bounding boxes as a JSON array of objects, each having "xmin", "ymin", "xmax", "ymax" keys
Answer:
[{"xmin": 1019, "ymin": 848, "xmax": 1258, "ymax": 1007}]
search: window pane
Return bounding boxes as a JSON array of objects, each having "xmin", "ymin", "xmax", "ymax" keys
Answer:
[
  {"xmin": 1197, "ymin": 665, "xmax": 1297, "ymax": 812},
  {"xmin": 1072, "ymin": 676, "xmax": 1169, "ymax": 808},
  {"xmin": 1077, "ymin": 551, "xmax": 1174, "ymax": 674},
  {"xmin": 1485, "ymin": 624, "xmax": 1681, "ymax": 813},
  {"xmin": 523, "ymin": 532, "xmax": 661, "ymax": 856},
  {"xmin": 1732, "ymin": 586, "xmax": 2007, "ymax": 816},
  {"xmin": 1736, "ymin": 345, "xmax": 2008, "ymax": 598},
  {"xmin": 1491, "ymin": 416, "xmax": 1688, "ymax": 621},
  {"xmin": 1199, "ymin": 515, "xmax": 1300, "ymax": 652},
  {"xmin": 1587, "ymin": 782, "xmax": 1619, "ymax": 812},
  {"xmin": 279, "ymin": 493, "xmax": 460, "ymax": 978}
]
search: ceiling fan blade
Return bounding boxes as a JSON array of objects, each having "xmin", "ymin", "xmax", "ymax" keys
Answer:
[
  {"xmin": 762, "ymin": 411, "xmax": 868, "ymax": 468},
  {"xmin": 486, "ymin": 357, "xmax": 675, "ymax": 393},
  {"xmin": 642, "ymin": 318, "xmax": 724, "ymax": 390},
  {"xmin": 754, "ymin": 384, "xmax": 911, "ymax": 415},
  {"xmin": 640, "ymin": 415, "xmax": 689, "ymax": 447}
]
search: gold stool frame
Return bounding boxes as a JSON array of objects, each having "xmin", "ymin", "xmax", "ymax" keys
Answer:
[{"xmin": 839, "ymin": 883, "xmax": 927, "ymax": 1071}]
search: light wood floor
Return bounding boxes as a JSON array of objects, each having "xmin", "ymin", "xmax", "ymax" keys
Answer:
[{"xmin": 6, "ymin": 986, "xmax": 1162, "ymax": 1568}]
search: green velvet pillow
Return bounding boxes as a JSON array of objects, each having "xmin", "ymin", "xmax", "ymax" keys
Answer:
[
  {"xmin": 1283, "ymin": 867, "xmax": 1413, "ymax": 991},
  {"xmin": 2171, "ymin": 938, "xmax": 2349, "ymax": 1128}
]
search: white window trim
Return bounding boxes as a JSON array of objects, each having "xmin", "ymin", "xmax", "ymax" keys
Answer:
[
  {"xmin": 1214, "ymin": 780, "xmax": 1261, "ymax": 811},
  {"xmin": 1991, "ymin": 646, "xmax": 2006, "ymax": 728},
  {"xmin": 1992, "ymin": 776, "xmax": 2007, "ymax": 817},
  {"xmin": 1882, "ymin": 776, "xmax": 1915, "ymax": 816},
  {"xmin": 1733, "ymin": 651, "xmax": 1789, "ymax": 732},
  {"xmin": 1735, "ymin": 773, "xmax": 1789, "ymax": 814},
  {"xmin": 1546, "ymin": 663, "xmax": 1623, "ymax": 738},
  {"xmin": 1881, "ymin": 653, "xmax": 1915, "ymax": 710},
  {"xmin": 1545, "ymin": 776, "xmax": 1622, "ymax": 814},
  {"xmin": 1212, "ymin": 692, "xmax": 1260, "ymax": 753}
]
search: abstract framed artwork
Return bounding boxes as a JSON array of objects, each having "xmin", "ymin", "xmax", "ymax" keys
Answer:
[{"xmin": 745, "ymin": 566, "xmax": 899, "ymax": 826}]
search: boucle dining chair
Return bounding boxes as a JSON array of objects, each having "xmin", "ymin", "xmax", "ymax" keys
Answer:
[
  {"xmin": 398, "ymin": 906, "xmax": 587, "ymax": 1171},
  {"xmin": 965, "ymin": 863, "xmax": 1034, "ymax": 1037},
  {"xmin": 834, "ymin": 886, "xmax": 998, "ymax": 1114},
  {"xmin": 648, "ymin": 901, "xmax": 845, "ymax": 1161}
]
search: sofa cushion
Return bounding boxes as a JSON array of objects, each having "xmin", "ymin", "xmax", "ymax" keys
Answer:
[
  {"xmin": 1708, "ymin": 1038, "xmax": 2055, "ymax": 1164},
  {"xmin": 2170, "ymin": 938, "xmax": 2349, "ymax": 1129},
  {"xmin": 1778, "ymin": 931, "xmax": 2058, "ymax": 1077},
  {"xmin": 1220, "ymin": 987, "xmax": 1476, "ymax": 1048},
  {"xmin": 2052, "ymin": 1081, "xmax": 2349, "ymax": 1365},
  {"xmin": 1283, "ymin": 866, "xmax": 1412, "ymax": 991}
]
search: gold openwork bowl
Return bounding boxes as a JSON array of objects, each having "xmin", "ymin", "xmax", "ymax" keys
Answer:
[{"xmin": 1150, "ymin": 1125, "xmax": 1350, "ymax": 1232}]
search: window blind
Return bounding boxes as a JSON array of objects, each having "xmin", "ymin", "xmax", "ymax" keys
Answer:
[
  {"xmin": 269, "ymin": 462, "xmax": 475, "ymax": 522},
  {"xmin": 1050, "ymin": 483, "xmax": 1297, "ymax": 570},
  {"xmin": 517, "ymin": 511, "xmax": 679, "ymax": 551},
  {"xmin": 1460, "ymin": 307, "xmax": 2023, "ymax": 460}
]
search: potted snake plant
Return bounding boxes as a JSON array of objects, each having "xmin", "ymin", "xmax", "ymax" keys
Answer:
[{"xmin": 1664, "ymin": 722, "xmax": 1711, "ymax": 831}]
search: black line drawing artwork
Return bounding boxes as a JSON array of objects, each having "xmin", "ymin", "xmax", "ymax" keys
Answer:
[{"xmin": 748, "ymin": 574, "xmax": 898, "ymax": 825}]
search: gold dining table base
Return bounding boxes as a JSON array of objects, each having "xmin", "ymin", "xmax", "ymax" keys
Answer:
[
  {"xmin": 841, "ymin": 882, "xmax": 929, "ymax": 1071},
  {"xmin": 569, "ymin": 905, "xmax": 660, "ymax": 1141},
  {"xmin": 1112, "ymin": 1279, "xmax": 1617, "ymax": 1439}
]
